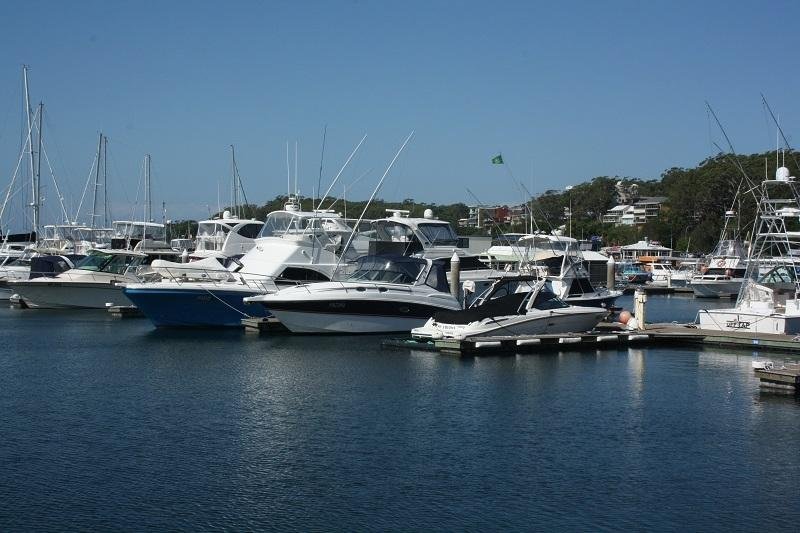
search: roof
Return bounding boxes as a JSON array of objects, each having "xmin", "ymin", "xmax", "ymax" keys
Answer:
[{"xmin": 634, "ymin": 196, "xmax": 667, "ymax": 205}]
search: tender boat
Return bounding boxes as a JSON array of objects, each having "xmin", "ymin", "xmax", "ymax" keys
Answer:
[
  {"xmin": 244, "ymin": 255, "xmax": 461, "ymax": 334},
  {"xmin": 411, "ymin": 275, "xmax": 608, "ymax": 340}
]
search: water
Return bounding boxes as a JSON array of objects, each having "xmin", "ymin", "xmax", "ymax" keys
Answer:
[{"xmin": 1, "ymin": 296, "xmax": 799, "ymax": 530}]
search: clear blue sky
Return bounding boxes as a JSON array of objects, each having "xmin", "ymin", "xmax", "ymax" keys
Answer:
[{"xmin": 1, "ymin": 0, "xmax": 798, "ymax": 224}]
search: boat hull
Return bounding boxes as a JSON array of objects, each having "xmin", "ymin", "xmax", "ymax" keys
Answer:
[
  {"xmin": 691, "ymin": 279, "xmax": 742, "ymax": 298},
  {"xmin": 123, "ymin": 285, "xmax": 268, "ymax": 327},
  {"xmin": 10, "ymin": 280, "xmax": 132, "ymax": 309},
  {"xmin": 261, "ymin": 298, "xmax": 458, "ymax": 334},
  {"xmin": 697, "ymin": 308, "xmax": 800, "ymax": 334},
  {"xmin": 414, "ymin": 307, "xmax": 606, "ymax": 340}
]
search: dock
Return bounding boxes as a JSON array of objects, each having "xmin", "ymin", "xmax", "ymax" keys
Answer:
[
  {"xmin": 383, "ymin": 322, "xmax": 800, "ymax": 356},
  {"xmin": 242, "ymin": 317, "xmax": 290, "ymax": 334},
  {"xmin": 754, "ymin": 363, "xmax": 800, "ymax": 391},
  {"xmin": 620, "ymin": 285, "xmax": 695, "ymax": 295}
]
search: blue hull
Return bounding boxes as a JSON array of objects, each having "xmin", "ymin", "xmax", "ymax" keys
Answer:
[{"xmin": 123, "ymin": 286, "xmax": 269, "ymax": 327}]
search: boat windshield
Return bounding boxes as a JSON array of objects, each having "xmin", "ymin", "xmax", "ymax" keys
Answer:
[
  {"xmin": 198, "ymin": 222, "xmax": 231, "ymax": 237},
  {"xmin": 259, "ymin": 212, "xmax": 310, "ymax": 238},
  {"xmin": 76, "ymin": 252, "xmax": 144, "ymax": 274},
  {"xmin": 532, "ymin": 285, "xmax": 570, "ymax": 310},
  {"xmin": 417, "ymin": 223, "xmax": 458, "ymax": 246},
  {"xmin": 373, "ymin": 220, "xmax": 415, "ymax": 242},
  {"xmin": 347, "ymin": 256, "xmax": 426, "ymax": 284}
]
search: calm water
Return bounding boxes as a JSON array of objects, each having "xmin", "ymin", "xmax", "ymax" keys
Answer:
[{"xmin": 1, "ymin": 295, "xmax": 799, "ymax": 531}]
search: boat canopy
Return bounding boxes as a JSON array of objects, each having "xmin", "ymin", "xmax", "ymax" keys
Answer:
[
  {"xmin": 372, "ymin": 219, "xmax": 458, "ymax": 246},
  {"xmin": 258, "ymin": 211, "xmax": 348, "ymax": 238},
  {"xmin": 710, "ymin": 239, "xmax": 745, "ymax": 259},
  {"xmin": 112, "ymin": 221, "xmax": 166, "ymax": 241}
]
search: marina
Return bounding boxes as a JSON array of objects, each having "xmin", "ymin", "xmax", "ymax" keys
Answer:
[{"xmin": 4, "ymin": 2, "xmax": 800, "ymax": 530}]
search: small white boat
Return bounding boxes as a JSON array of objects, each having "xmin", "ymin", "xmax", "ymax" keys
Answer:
[{"xmin": 412, "ymin": 275, "xmax": 608, "ymax": 341}]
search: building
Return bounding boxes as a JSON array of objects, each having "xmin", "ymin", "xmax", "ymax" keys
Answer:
[
  {"xmin": 603, "ymin": 196, "xmax": 666, "ymax": 226},
  {"xmin": 460, "ymin": 204, "xmax": 528, "ymax": 228}
]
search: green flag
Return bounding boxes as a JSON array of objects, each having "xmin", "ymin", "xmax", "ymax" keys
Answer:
[{"xmin": 491, "ymin": 154, "xmax": 504, "ymax": 165}]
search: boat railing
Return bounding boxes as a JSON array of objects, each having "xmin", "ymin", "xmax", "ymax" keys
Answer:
[{"xmin": 134, "ymin": 263, "xmax": 282, "ymax": 292}]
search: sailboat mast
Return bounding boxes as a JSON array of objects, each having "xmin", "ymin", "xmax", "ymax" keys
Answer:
[
  {"xmin": 23, "ymin": 66, "xmax": 37, "ymax": 239},
  {"xmin": 34, "ymin": 102, "xmax": 43, "ymax": 238},
  {"xmin": 103, "ymin": 135, "xmax": 108, "ymax": 227},
  {"xmin": 145, "ymin": 154, "xmax": 152, "ymax": 222},
  {"xmin": 230, "ymin": 144, "xmax": 238, "ymax": 217},
  {"xmin": 91, "ymin": 133, "xmax": 102, "ymax": 229}
]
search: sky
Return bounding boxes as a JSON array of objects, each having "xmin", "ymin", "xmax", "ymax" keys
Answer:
[{"xmin": 1, "ymin": 0, "xmax": 799, "ymax": 226}]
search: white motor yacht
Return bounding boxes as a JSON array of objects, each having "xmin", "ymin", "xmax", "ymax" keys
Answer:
[
  {"xmin": 187, "ymin": 211, "xmax": 264, "ymax": 261},
  {"xmin": 690, "ymin": 238, "xmax": 747, "ymax": 298},
  {"xmin": 123, "ymin": 199, "xmax": 371, "ymax": 327},
  {"xmin": 411, "ymin": 275, "xmax": 608, "ymax": 341},
  {"xmin": 698, "ymin": 166, "xmax": 800, "ymax": 333},
  {"xmin": 10, "ymin": 247, "xmax": 177, "ymax": 309},
  {"xmin": 244, "ymin": 255, "xmax": 461, "ymax": 334}
]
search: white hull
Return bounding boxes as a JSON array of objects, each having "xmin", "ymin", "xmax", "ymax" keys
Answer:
[
  {"xmin": 697, "ymin": 308, "xmax": 800, "ymax": 335},
  {"xmin": 11, "ymin": 280, "xmax": 132, "ymax": 309},
  {"xmin": 269, "ymin": 309, "xmax": 430, "ymax": 334},
  {"xmin": 414, "ymin": 307, "xmax": 605, "ymax": 340}
]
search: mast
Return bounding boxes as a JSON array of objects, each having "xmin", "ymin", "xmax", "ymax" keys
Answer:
[
  {"xmin": 144, "ymin": 154, "xmax": 152, "ymax": 222},
  {"xmin": 34, "ymin": 102, "xmax": 43, "ymax": 239},
  {"xmin": 91, "ymin": 133, "xmax": 102, "ymax": 229},
  {"xmin": 230, "ymin": 144, "xmax": 239, "ymax": 217},
  {"xmin": 103, "ymin": 135, "xmax": 108, "ymax": 227},
  {"xmin": 23, "ymin": 66, "xmax": 37, "ymax": 239}
]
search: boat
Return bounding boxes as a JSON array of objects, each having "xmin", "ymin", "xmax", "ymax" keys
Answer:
[
  {"xmin": 479, "ymin": 232, "xmax": 622, "ymax": 307},
  {"xmin": 244, "ymin": 255, "xmax": 461, "ymax": 334},
  {"xmin": 9, "ymin": 246, "xmax": 178, "ymax": 309},
  {"xmin": 689, "ymin": 238, "xmax": 748, "ymax": 297},
  {"xmin": 122, "ymin": 199, "xmax": 368, "ymax": 327},
  {"xmin": 620, "ymin": 263, "xmax": 651, "ymax": 284},
  {"xmin": 411, "ymin": 275, "xmax": 608, "ymax": 340},
  {"xmin": 698, "ymin": 165, "xmax": 800, "ymax": 333},
  {"xmin": 690, "ymin": 207, "xmax": 748, "ymax": 298}
]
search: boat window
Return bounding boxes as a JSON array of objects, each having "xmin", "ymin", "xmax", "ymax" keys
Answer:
[
  {"xmin": 568, "ymin": 278, "xmax": 596, "ymax": 295},
  {"xmin": 198, "ymin": 223, "xmax": 230, "ymax": 237},
  {"xmin": 373, "ymin": 221, "xmax": 415, "ymax": 242},
  {"xmin": 424, "ymin": 262, "xmax": 450, "ymax": 292},
  {"xmin": 259, "ymin": 212, "xmax": 304, "ymax": 238},
  {"xmin": 76, "ymin": 252, "xmax": 113, "ymax": 272},
  {"xmin": 347, "ymin": 256, "xmax": 425, "ymax": 284},
  {"xmin": 532, "ymin": 286, "xmax": 570, "ymax": 310},
  {"xmin": 278, "ymin": 267, "xmax": 330, "ymax": 282},
  {"xmin": 237, "ymin": 223, "xmax": 263, "ymax": 239},
  {"xmin": 417, "ymin": 223, "xmax": 458, "ymax": 246}
]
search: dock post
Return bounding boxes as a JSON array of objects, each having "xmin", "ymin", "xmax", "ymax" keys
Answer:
[
  {"xmin": 606, "ymin": 256, "xmax": 615, "ymax": 290},
  {"xmin": 634, "ymin": 288, "xmax": 647, "ymax": 330},
  {"xmin": 450, "ymin": 252, "xmax": 461, "ymax": 300}
]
